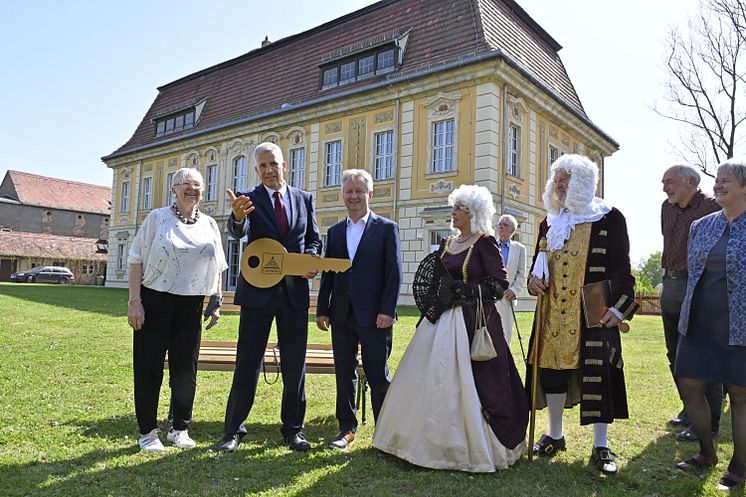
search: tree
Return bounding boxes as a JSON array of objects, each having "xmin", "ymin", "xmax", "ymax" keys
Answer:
[
  {"xmin": 639, "ymin": 251, "xmax": 663, "ymax": 287},
  {"xmin": 656, "ymin": 0, "xmax": 746, "ymax": 176},
  {"xmin": 634, "ymin": 251, "xmax": 662, "ymax": 296}
]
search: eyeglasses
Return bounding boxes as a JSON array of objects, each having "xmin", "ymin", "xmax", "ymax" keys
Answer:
[
  {"xmin": 176, "ymin": 181, "xmax": 204, "ymax": 189},
  {"xmin": 452, "ymin": 204, "xmax": 470, "ymax": 212}
]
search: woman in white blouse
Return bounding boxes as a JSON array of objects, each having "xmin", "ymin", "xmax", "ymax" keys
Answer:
[{"xmin": 127, "ymin": 168, "xmax": 228, "ymax": 451}]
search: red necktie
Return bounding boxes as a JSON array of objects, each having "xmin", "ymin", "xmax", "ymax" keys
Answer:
[{"xmin": 273, "ymin": 191, "xmax": 289, "ymax": 238}]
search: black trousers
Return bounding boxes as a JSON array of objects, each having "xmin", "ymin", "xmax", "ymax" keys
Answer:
[
  {"xmin": 331, "ymin": 310, "xmax": 392, "ymax": 431},
  {"xmin": 133, "ymin": 286, "xmax": 203, "ymax": 434},
  {"xmin": 661, "ymin": 275, "xmax": 723, "ymax": 426},
  {"xmin": 223, "ymin": 283, "xmax": 308, "ymax": 438}
]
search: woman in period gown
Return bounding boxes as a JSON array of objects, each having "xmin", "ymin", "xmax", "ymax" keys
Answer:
[{"xmin": 373, "ymin": 184, "xmax": 528, "ymax": 472}]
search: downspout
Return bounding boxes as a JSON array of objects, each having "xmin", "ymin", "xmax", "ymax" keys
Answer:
[
  {"xmin": 392, "ymin": 96, "xmax": 400, "ymax": 222},
  {"xmin": 500, "ymin": 84, "xmax": 508, "ymax": 214}
]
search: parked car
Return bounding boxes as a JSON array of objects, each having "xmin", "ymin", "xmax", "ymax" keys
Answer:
[{"xmin": 10, "ymin": 266, "xmax": 75, "ymax": 284}]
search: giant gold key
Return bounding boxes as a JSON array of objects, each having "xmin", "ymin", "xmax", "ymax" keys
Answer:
[{"xmin": 240, "ymin": 238, "xmax": 351, "ymax": 288}]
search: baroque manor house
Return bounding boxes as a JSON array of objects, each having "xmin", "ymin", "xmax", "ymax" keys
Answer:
[{"xmin": 102, "ymin": 0, "xmax": 617, "ymax": 304}]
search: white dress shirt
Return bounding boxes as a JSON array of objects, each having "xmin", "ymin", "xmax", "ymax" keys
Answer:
[{"xmin": 346, "ymin": 211, "xmax": 371, "ymax": 261}]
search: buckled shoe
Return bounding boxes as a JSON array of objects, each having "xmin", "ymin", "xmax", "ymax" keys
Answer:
[
  {"xmin": 532, "ymin": 434, "xmax": 566, "ymax": 458},
  {"xmin": 591, "ymin": 446, "xmax": 618, "ymax": 475}
]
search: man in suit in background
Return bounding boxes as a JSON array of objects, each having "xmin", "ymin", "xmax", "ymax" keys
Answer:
[
  {"xmin": 218, "ymin": 142, "xmax": 321, "ymax": 453},
  {"xmin": 316, "ymin": 169, "xmax": 402, "ymax": 450},
  {"xmin": 495, "ymin": 214, "xmax": 526, "ymax": 345}
]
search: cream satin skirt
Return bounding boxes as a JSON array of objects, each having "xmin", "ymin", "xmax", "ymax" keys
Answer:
[{"xmin": 373, "ymin": 308, "xmax": 526, "ymax": 472}]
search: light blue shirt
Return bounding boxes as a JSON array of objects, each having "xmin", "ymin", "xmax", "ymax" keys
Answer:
[{"xmin": 498, "ymin": 238, "xmax": 510, "ymax": 265}]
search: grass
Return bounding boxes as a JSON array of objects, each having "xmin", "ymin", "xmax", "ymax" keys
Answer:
[{"xmin": 0, "ymin": 282, "xmax": 740, "ymax": 497}]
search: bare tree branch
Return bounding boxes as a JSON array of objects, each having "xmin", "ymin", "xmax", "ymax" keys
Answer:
[{"xmin": 655, "ymin": 0, "xmax": 746, "ymax": 176}]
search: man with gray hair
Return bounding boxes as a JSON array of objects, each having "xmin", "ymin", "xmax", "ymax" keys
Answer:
[
  {"xmin": 495, "ymin": 214, "xmax": 526, "ymax": 345},
  {"xmin": 316, "ymin": 168, "xmax": 402, "ymax": 449},
  {"xmin": 660, "ymin": 164, "xmax": 721, "ymax": 441},
  {"xmin": 219, "ymin": 141, "xmax": 321, "ymax": 453}
]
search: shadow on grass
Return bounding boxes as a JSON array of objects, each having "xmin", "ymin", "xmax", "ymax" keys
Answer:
[
  {"xmin": 0, "ymin": 414, "xmax": 383, "ymax": 497},
  {"xmin": 0, "ymin": 283, "xmax": 128, "ymax": 317},
  {"xmin": 623, "ymin": 420, "xmax": 734, "ymax": 497}
]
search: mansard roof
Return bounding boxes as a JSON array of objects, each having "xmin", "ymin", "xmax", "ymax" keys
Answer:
[
  {"xmin": 1, "ymin": 170, "xmax": 111, "ymax": 215},
  {"xmin": 105, "ymin": 0, "xmax": 612, "ymax": 161}
]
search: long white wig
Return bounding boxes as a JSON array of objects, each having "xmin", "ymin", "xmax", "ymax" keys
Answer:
[
  {"xmin": 448, "ymin": 184, "xmax": 495, "ymax": 236},
  {"xmin": 543, "ymin": 154, "xmax": 599, "ymax": 215}
]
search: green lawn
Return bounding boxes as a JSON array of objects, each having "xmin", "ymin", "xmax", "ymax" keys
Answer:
[{"xmin": 0, "ymin": 283, "xmax": 737, "ymax": 497}]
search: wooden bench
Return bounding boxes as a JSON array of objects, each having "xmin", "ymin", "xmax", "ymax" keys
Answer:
[
  {"xmin": 206, "ymin": 291, "xmax": 318, "ymax": 314},
  {"xmin": 167, "ymin": 340, "xmax": 369, "ymax": 423}
]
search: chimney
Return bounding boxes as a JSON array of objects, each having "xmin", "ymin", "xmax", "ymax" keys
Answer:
[{"xmin": 261, "ymin": 36, "xmax": 271, "ymax": 48}]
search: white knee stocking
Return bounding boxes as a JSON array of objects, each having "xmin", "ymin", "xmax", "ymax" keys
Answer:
[
  {"xmin": 546, "ymin": 393, "xmax": 566, "ymax": 439},
  {"xmin": 593, "ymin": 422, "xmax": 609, "ymax": 448}
]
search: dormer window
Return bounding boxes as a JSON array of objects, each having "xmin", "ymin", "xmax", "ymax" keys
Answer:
[
  {"xmin": 322, "ymin": 68, "xmax": 338, "ymax": 87},
  {"xmin": 153, "ymin": 98, "xmax": 207, "ymax": 137},
  {"xmin": 320, "ymin": 44, "xmax": 401, "ymax": 90},
  {"xmin": 155, "ymin": 109, "xmax": 195, "ymax": 137},
  {"xmin": 377, "ymin": 49, "xmax": 395, "ymax": 72}
]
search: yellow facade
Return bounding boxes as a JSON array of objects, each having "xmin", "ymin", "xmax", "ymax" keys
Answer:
[{"xmin": 104, "ymin": 63, "xmax": 615, "ymax": 305}]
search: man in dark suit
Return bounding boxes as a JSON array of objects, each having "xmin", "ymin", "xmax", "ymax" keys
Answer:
[
  {"xmin": 218, "ymin": 142, "xmax": 321, "ymax": 453},
  {"xmin": 316, "ymin": 169, "xmax": 402, "ymax": 449}
]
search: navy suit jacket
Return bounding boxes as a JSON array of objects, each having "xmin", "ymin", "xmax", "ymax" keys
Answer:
[
  {"xmin": 316, "ymin": 212, "xmax": 402, "ymax": 327},
  {"xmin": 228, "ymin": 184, "xmax": 321, "ymax": 310}
]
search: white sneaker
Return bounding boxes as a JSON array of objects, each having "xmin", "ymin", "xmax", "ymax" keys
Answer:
[
  {"xmin": 167, "ymin": 428, "xmax": 196, "ymax": 449},
  {"xmin": 138, "ymin": 429, "xmax": 165, "ymax": 452}
]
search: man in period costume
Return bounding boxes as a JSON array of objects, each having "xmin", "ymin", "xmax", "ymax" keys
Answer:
[
  {"xmin": 527, "ymin": 154, "xmax": 638, "ymax": 475},
  {"xmin": 660, "ymin": 164, "xmax": 722, "ymax": 441}
]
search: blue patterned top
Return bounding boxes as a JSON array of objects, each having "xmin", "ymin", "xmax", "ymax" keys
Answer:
[{"xmin": 678, "ymin": 210, "xmax": 746, "ymax": 346}]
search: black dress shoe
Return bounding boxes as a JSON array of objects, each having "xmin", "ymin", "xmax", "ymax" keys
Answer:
[
  {"xmin": 328, "ymin": 430, "xmax": 355, "ymax": 450},
  {"xmin": 533, "ymin": 434, "xmax": 566, "ymax": 458},
  {"xmin": 217, "ymin": 433, "xmax": 241, "ymax": 452},
  {"xmin": 676, "ymin": 425, "xmax": 719, "ymax": 442},
  {"xmin": 591, "ymin": 446, "xmax": 618, "ymax": 475},
  {"xmin": 285, "ymin": 432, "xmax": 311, "ymax": 452},
  {"xmin": 668, "ymin": 411, "xmax": 690, "ymax": 427}
]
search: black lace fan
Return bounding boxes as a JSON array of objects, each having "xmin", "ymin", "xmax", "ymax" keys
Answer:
[{"xmin": 413, "ymin": 250, "xmax": 452, "ymax": 324}]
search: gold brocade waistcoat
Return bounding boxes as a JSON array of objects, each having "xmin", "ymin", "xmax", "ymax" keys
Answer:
[{"xmin": 536, "ymin": 223, "xmax": 592, "ymax": 370}]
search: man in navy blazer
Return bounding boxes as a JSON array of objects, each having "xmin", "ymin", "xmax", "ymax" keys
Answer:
[
  {"xmin": 316, "ymin": 169, "xmax": 402, "ymax": 449},
  {"xmin": 218, "ymin": 142, "xmax": 321, "ymax": 453}
]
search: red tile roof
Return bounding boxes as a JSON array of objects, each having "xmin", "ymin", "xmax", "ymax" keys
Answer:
[
  {"xmin": 105, "ymin": 0, "xmax": 609, "ymax": 160},
  {"xmin": 3, "ymin": 170, "xmax": 111, "ymax": 215},
  {"xmin": 0, "ymin": 231, "xmax": 107, "ymax": 261}
]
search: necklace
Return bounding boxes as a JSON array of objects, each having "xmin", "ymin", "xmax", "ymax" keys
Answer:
[
  {"xmin": 455, "ymin": 232, "xmax": 478, "ymax": 243},
  {"xmin": 171, "ymin": 203, "xmax": 200, "ymax": 224}
]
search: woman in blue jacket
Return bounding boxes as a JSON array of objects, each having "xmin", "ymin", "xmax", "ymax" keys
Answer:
[{"xmin": 675, "ymin": 160, "xmax": 746, "ymax": 490}]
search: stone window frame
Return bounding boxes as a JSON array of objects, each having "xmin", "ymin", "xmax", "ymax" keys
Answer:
[
  {"xmin": 372, "ymin": 128, "xmax": 395, "ymax": 180},
  {"xmin": 323, "ymin": 139, "xmax": 343, "ymax": 187},
  {"xmin": 141, "ymin": 176, "xmax": 153, "ymax": 210},
  {"xmin": 423, "ymin": 92, "xmax": 462, "ymax": 177},
  {"xmin": 120, "ymin": 180, "xmax": 130, "ymax": 213},
  {"xmin": 506, "ymin": 95, "xmax": 529, "ymax": 179}
]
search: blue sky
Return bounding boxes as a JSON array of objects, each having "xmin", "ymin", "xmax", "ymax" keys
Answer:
[{"xmin": 0, "ymin": 0, "xmax": 702, "ymax": 262}]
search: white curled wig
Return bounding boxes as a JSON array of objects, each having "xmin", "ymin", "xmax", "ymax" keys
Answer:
[
  {"xmin": 448, "ymin": 184, "xmax": 496, "ymax": 236},
  {"xmin": 543, "ymin": 154, "xmax": 599, "ymax": 215}
]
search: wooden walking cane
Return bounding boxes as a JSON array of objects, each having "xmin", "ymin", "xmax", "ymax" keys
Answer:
[{"xmin": 528, "ymin": 237, "xmax": 548, "ymax": 461}]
